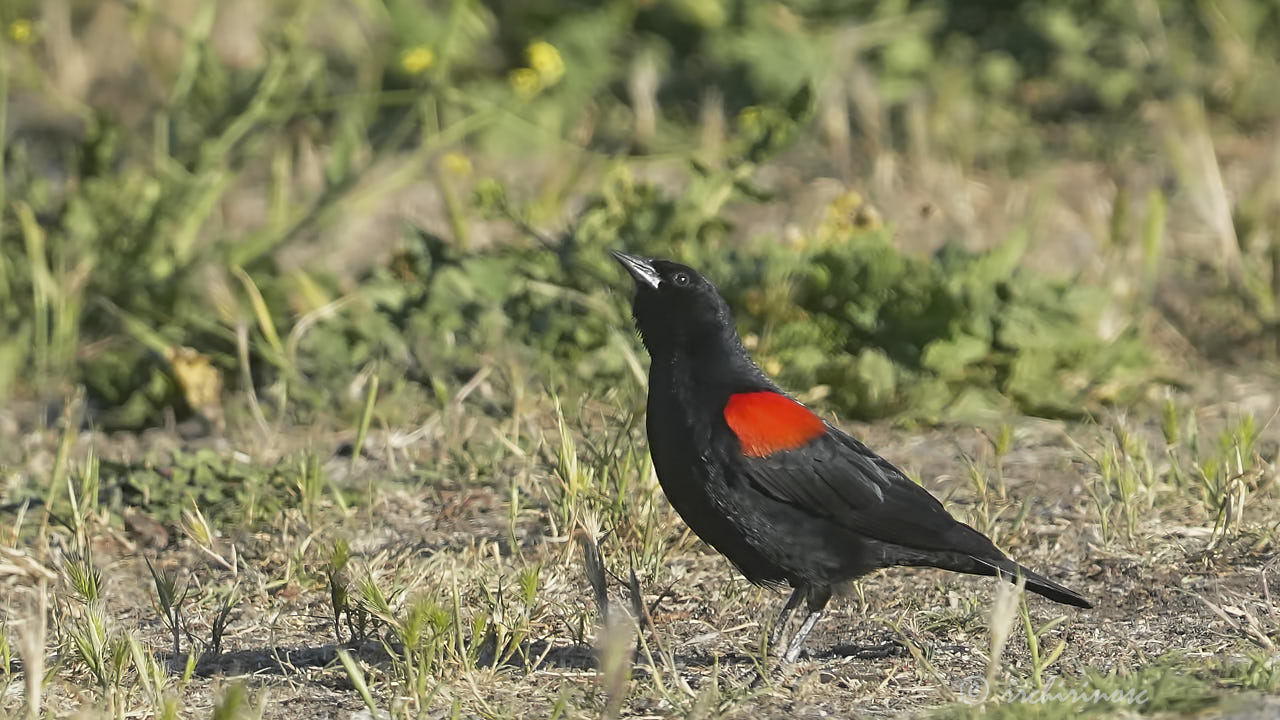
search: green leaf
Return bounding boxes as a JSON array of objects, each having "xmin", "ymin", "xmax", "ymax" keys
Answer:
[{"xmin": 921, "ymin": 334, "xmax": 989, "ymax": 377}]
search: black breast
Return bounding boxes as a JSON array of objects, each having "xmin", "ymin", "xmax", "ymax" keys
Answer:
[{"xmin": 646, "ymin": 381, "xmax": 787, "ymax": 586}]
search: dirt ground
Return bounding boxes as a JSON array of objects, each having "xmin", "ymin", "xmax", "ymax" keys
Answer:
[{"xmin": 3, "ymin": 366, "xmax": 1278, "ymax": 719}]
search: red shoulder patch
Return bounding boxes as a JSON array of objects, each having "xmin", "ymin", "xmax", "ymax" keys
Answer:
[{"xmin": 723, "ymin": 392, "xmax": 825, "ymax": 458}]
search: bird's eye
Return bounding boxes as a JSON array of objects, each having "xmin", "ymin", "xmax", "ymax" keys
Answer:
[{"xmin": 672, "ymin": 272, "xmax": 691, "ymax": 287}]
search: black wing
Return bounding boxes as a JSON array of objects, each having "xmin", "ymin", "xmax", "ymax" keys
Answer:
[{"xmin": 725, "ymin": 426, "xmax": 992, "ymax": 555}]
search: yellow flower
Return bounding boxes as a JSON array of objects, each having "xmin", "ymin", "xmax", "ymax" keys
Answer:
[
  {"xmin": 8, "ymin": 19, "xmax": 33, "ymax": 44},
  {"xmin": 526, "ymin": 40, "xmax": 564, "ymax": 86},
  {"xmin": 737, "ymin": 105, "xmax": 762, "ymax": 131},
  {"xmin": 831, "ymin": 190, "xmax": 864, "ymax": 215},
  {"xmin": 163, "ymin": 346, "xmax": 223, "ymax": 419},
  {"xmin": 400, "ymin": 46, "xmax": 435, "ymax": 75},
  {"xmin": 508, "ymin": 67, "xmax": 540, "ymax": 99},
  {"xmin": 441, "ymin": 151, "xmax": 472, "ymax": 176},
  {"xmin": 853, "ymin": 204, "xmax": 882, "ymax": 230}
]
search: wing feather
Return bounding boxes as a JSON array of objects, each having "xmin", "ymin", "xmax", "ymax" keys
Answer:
[{"xmin": 727, "ymin": 428, "xmax": 982, "ymax": 554}]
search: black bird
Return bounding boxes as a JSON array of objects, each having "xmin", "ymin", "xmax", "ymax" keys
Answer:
[{"xmin": 613, "ymin": 251, "xmax": 1091, "ymax": 662}]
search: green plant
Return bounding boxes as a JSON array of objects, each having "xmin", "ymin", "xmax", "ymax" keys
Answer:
[
  {"xmin": 0, "ymin": 622, "xmax": 10, "ymax": 686},
  {"xmin": 356, "ymin": 576, "xmax": 451, "ymax": 711},
  {"xmin": 61, "ymin": 550, "xmax": 129, "ymax": 716},
  {"xmin": 62, "ymin": 551, "xmax": 102, "ymax": 606},
  {"xmin": 296, "ymin": 452, "xmax": 327, "ymax": 528},
  {"xmin": 1082, "ymin": 411, "xmax": 1272, "ymax": 546},
  {"xmin": 144, "ymin": 557, "xmax": 189, "ymax": 657},
  {"xmin": 1020, "ymin": 599, "xmax": 1069, "ymax": 689},
  {"xmin": 64, "ymin": 607, "xmax": 129, "ymax": 715},
  {"xmin": 475, "ymin": 562, "xmax": 547, "ymax": 671},
  {"xmin": 96, "ymin": 449, "xmax": 296, "ymax": 529},
  {"xmin": 1218, "ymin": 650, "xmax": 1280, "ymax": 692},
  {"xmin": 547, "ymin": 399, "xmax": 597, "ymax": 538},
  {"xmin": 207, "ymin": 583, "xmax": 240, "ymax": 656},
  {"xmin": 1083, "ymin": 424, "xmax": 1156, "ymax": 545},
  {"xmin": 325, "ymin": 538, "xmax": 371, "ymax": 644},
  {"xmin": 128, "ymin": 634, "xmax": 180, "ymax": 720},
  {"xmin": 351, "ymin": 368, "xmax": 380, "ymax": 473},
  {"xmin": 210, "ymin": 683, "xmax": 261, "ymax": 720},
  {"xmin": 774, "ymin": 229, "xmax": 1154, "ymax": 420},
  {"xmin": 1195, "ymin": 415, "xmax": 1262, "ymax": 545}
]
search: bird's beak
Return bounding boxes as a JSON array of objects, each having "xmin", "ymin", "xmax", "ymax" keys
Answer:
[{"xmin": 611, "ymin": 251, "xmax": 661, "ymax": 290}]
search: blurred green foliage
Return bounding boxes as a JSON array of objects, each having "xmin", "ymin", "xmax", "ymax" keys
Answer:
[
  {"xmin": 3, "ymin": 0, "xmax": 1276, "ymax": 427},
  {"xmin": 337, "ymin": 139, "xmax": 1153, "ymax": 421},
  {"xmin": 776, "ymin": 234, "xmax": 1149, "ymax": 419},
  {"xmin": 101, "ymin": 450, "xmax": 300, "ymax": 527}
]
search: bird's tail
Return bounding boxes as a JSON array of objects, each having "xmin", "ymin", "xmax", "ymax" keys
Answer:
[{"xmin": 970, "ymin": 556, "xmax": 1093, "ymax": 609}]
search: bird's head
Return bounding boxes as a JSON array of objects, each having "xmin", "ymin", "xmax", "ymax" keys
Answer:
[{"xmin": 612, "ymin": 251, "xmax": 736, "ymax": 354}]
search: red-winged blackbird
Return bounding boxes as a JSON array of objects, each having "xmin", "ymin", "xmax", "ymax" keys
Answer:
[{"xmin": 613, "ymin": 251, "xmax": 1092, "ymax": 662}]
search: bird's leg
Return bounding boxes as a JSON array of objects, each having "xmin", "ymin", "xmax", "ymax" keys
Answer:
[
  {"xmin": 782, "ymin": 611, "xmax": 824, "ymax": 663},
  {"xmin": 768, "ymin": 585, "xmax": 806, "ymax": 656},
  {"xmin": 782, "ymin": 586, "xmax": 832, "ymax": 663}
]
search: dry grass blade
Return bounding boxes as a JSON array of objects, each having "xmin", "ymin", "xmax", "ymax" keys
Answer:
[
  {"xmin": 231, "ymin": 266, "xmax": 286, "ymax": 361},
  {"xmin": 1196, "ymin": 591, "xmax": 1277, "ymax": 652},
  {"xmin": 575, "ymin": 527, "xmax": 609, "ymax": 621},
  {"xmin": 597, "ymin": 612, "xmax": 637, "ymax": 720},
  {"xmin": 14, "ymin": 581, "xmax": 49, "ymax": 720},
  {"xmin": 0, "ymin": 547, "xmax": 57, "ymax": 586},
  {"xmin": 337, "ymin": 649, "xmax": 382, "ymax": 718},
  {"xmin": 352, "ymin": 369, "xmax": 380, "ymax": 473},
  {"xmin": 985, "ymin": 573, "xmax": 1026, "ymax": 691}
]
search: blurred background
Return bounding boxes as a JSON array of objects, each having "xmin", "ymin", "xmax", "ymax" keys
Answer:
[
  {"xmin": 4, "ymin": 5, "xmax": 1280, "ymax": 716},
  {"xmin": 3, "ymin": 0, "xmax": 1279, "ymax": 430}
]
